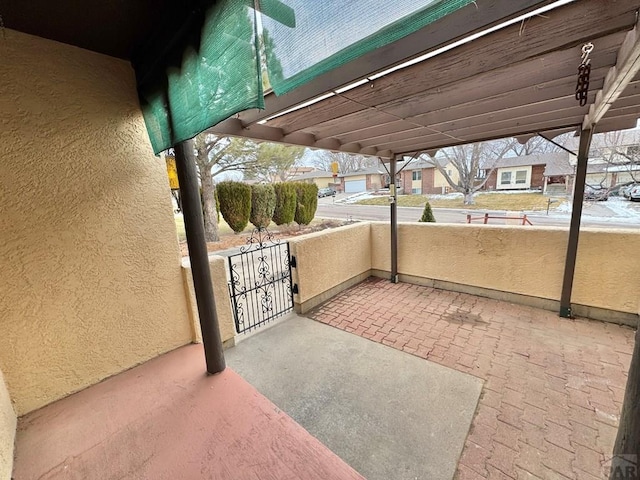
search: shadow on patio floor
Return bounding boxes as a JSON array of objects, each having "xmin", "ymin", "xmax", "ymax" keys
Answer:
[{"xmin": 226, "ymin": 314, "xmax": 483, "ymax": 480}]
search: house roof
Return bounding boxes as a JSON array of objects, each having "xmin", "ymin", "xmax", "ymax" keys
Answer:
[
  {"xmin": 397, "ymin": 157, "xmax": 448, "ymax": 171},
  {"xmin": 544, "ymin": 155, "xmax": 575, "ymax": 177},
  {"xmin": 292, "ymin": 170, "xmax": 334, "ymax": 180},
  {"xmin": 495, "ymin": 152, "xmax": 568, "ymax": 169},
  {"xmin": 339, "ymin": 167, "xmax": 386, "ymax": 178}
]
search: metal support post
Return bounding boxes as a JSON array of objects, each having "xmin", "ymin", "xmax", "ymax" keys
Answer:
[
  {"xmin": 174, "ymin": 139, "xmax": 226, "ymax": 374},
  {"xmin": 390, "ymin": 155, "xmax": 398, "ymax": 283},
  {"xmin": 559, "ymin": 129, "xmax": 592, "ymax": 318}
]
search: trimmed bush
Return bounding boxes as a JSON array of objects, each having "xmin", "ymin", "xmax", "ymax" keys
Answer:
[
  {"xmin": 250, "ymin": 184, "xmax": 276, "ymax": 229},
  {"xmin": 419, "ymin": 201, "xmax": 436, "ymax": 222},
  {"xmin": 293, "ymin": 182, "xmax": 318, "ymax": 226},
  {"xmin": 217, "ymin": 181, "xmax": 251, "ymax": 233},
  {"xmin": 272, "ymin": 183, "xmax": 296, "ymax": 225}
]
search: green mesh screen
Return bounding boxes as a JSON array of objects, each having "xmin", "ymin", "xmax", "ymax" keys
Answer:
[
  {"xmin": 262, "ymin": 0, "xmax": 475, "ymax": 96},
  {"xmin": 137, "ymin": 0, "xmax": 264, "ymax": 154}
]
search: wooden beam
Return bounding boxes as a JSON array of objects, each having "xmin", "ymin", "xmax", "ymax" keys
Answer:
[
  {"xmin": 239, "ymin": 0, "xmax": 558, "ymax": 125},
  {"xmin": 268, "ymin": 1, "xmax": 638, "ymax": 134},
  {"xmin": 584, "ymin": 18, "xmax": 640, "ymax": 129}
]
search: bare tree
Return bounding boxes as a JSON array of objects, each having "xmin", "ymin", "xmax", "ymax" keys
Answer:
[
  {"xmin": 591, "ymin": 129, "xmax": 640, "ymax": 188},
  {"xmin": 193, "ymin": 133, "xmax": 258, "ymax": 242},
  {"xmin": 425, "ymin": 140, "xmax": 513, "ymax": 205},
  {"xmin": 312, "ymin": 151, "xmax": 377, "ymax": 173},
  {"xmin": 504, "ymin": 132, "xmax": 573, "ymax": 157}
]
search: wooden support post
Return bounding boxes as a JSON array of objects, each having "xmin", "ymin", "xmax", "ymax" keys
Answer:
[
  {"xmin": 174, "ymin": 139, "xmax": 226, "ymax": 374},
  {"xmin": 610, "ymin": 328, "xmax": 640, "ymax": 479},
  {"xmin": 390, "ymin": 155, "xmax": 398, "ymax": 283},
  {"xmin": 484, "ymin": 213, "xmax": 489, "ymax": 224},
  {"xmin": 559, "ymin": 129, "xmax": 593, "ymax": 318}
]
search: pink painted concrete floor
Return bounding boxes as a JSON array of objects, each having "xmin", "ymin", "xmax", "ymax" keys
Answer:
[
  {"xmin": 13, "ymin": 344, "xmax": 364, "ymax": 480},
  {"xmin": 307, "ymin": 277, "xmax": 636, "ymax": 480}
]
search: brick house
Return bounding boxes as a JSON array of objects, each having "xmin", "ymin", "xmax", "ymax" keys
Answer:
[
  {"xmin": 398, "ymin": 159, "xmax": 459, "ymax": 195},
  {"xmin": 481, "ymin": 153, "xmax": 573, "ymax": 191}
]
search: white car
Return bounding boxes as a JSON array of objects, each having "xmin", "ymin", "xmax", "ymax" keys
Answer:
[{"xmin": 629, "ymin": 185, "xmax": 640, "ymax": 202}]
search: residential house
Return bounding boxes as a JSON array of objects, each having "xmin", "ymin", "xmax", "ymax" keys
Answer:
[
  {"xmin": 291, "ymin": 170, "xmax": 337, "ymax": 189},
  {"xmin": 481, "ymin": 153, "xmax": 564, "ymax": 190},
  {"xmin": 398, "ymin": 158, "xmax": 460, "ymax": 195},
  {"xmin": 338, "ymin": 167, "xmax": 389, "ymax": 193},
  {"xmin": 543, "ymin": 153, "xmax": 575, "ymax": 195}
]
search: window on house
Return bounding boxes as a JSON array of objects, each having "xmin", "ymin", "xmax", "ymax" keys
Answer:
[
  {"xmin": 627, "ymin": 145, "xmax": 640, "ymax": 157},
  {"xmin": 476, "ymin": 169, "xmax": 487, "ymax": 178},
  {"xmin": 412, "ymin": 187, "xmax": 422, "ymax": 194},
  {"xmin": 515, "ymin": 170, "xmax": 527, "ymax": 184},
  {"xmin": 500, "ymin": 171, "xmax": 512, "ymax": 184},
  {"xmin": 412, "ymin": 170, "xmax": 422, "ymax": 181}
]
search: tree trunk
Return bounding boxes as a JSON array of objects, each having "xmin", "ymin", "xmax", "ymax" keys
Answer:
[
  {"xmin": 200, "ymin": 171, "xmax": 219, "ymax": 242},
  {"xmin": 463, "ymin": 191, "xmax": 475, "ymax": 205}
]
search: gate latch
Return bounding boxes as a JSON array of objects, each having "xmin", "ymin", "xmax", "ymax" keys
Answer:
[{"xmin": 290, "ymin": 256, "xmax": 297, "ymax": 268}]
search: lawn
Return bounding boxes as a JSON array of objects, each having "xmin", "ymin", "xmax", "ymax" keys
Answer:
[{"xmin": 357, "ymin": 192, "xmax": 564, "ymax": 211}]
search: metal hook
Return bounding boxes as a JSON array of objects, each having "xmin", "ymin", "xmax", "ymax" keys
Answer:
[{"xmin": 581, "ymin": 42, "xmax": 594, "ymax": 65}]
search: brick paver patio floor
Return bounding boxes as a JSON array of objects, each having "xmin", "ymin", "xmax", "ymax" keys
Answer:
[{"xmin": 307, "ymin": 277, "xmax": 635, "ymax": 480}]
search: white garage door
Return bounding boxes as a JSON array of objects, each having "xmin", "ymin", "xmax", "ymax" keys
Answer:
[{"xmin": 345, "ymin": 179, "xmax": 366, "ymax": 193}]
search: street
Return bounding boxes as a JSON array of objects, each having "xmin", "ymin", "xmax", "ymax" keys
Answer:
[{"xmin": 316, "ymin": 197, "xmax": 640, "ymax": 229}]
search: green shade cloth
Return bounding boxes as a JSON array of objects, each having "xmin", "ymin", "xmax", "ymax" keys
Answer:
[
  {"xmin": 262, "ymin": 0, "xmax": 475, "ymax": 96},
  {"xmin": 136, "ymin": 0, "xmax": 264, "ymax": 154}
]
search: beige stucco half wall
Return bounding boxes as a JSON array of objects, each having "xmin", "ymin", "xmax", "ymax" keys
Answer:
[
  {"xmin": 0, "ymin": 30, "xmax": 193, "ymax": 415},
  {"xmin": 370, "ymin": 222, "xmax": 640, "ymax": 317},
  {"xmin": 182, "ymin": 256, "xmax": 236, "ymax": 347},
  {"xmin": 290, "ymin": 223, "xmax": 372, "ymax": 312},
  {"xmin": 0, "ymin": 369, "xmax": 16, "ymax": 480}
]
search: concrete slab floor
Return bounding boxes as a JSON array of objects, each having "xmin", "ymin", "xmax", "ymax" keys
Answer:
[
  {"xmin": 226, "ymin": 314, "xmax": 484, "ymax": 480},
  {"xmin": 13, "ymin": 344, "xmax": 364, "ymax": 480}
]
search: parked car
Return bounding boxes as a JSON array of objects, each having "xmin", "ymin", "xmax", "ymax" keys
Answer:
[
  {"xmin": 584, "ymin": 186, "xmax": 608, "ymax": 201},
  {"xmin": 629, "ymin": 185, "xmax": 640, "ymax": 202},
  {"xmin": 318, "ymin": 187, "xmax": 336, "ymax": 198},
  {"xmin": 610, "ymin": 181, "xmax": 635, "ymax": 197},
  {"xmin": 623, "ymin": 183, "xmax": 639, "ymax": 199}
]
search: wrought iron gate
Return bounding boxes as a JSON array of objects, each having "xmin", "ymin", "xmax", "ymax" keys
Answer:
[{"xmin": 227, "ymin": 229, "xmax": 294, "ymax": 334}]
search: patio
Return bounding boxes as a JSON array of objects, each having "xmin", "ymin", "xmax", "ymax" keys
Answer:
[
  {"xmin": 307, "ymin": 277, "xmax": 635, "ymax": 479},
  {"xmin": 12, "ymin": 344, "xmax": 364, "ymax": 480}
]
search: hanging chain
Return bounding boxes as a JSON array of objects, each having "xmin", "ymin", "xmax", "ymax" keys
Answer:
[{"xmin": 575, "ymin": 43, "xmax": 594, "ymax": 107}]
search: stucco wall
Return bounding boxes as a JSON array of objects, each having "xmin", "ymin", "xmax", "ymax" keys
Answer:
[
  {"xmin": 0, "ymin": 370, "xmax": 16, "ymax": 480},
  {"xmin": 0, "ymin": 30, "xmax": 193, "ymax": 414},
  {"xmin": 370, "ymin": 222, "xmax": 640, "ymax": 315},
  {"xmin": 290, "ymin": 223, "xmax": 371, "ymax": 310},
  {"xmin": 182, "ymin": 256, "xmax": 236, "ymax": 347}
]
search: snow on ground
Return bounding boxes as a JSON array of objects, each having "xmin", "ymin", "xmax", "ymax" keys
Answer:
[
  {"xmin": 551, "ymin": 197, "xmax": 640, "ymax": 224},
  {"xmin": 336, "ymin": 192, "xmax": 379, "ymax": 204}
]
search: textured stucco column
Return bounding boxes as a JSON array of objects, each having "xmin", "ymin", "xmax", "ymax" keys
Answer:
[
  {"xmin": 0, "ymin": 369, "xmax": 16, "ymax": 480},
  {"xmin": 182, "ymin": 256, "xmax": 236, "ymax": 348}
]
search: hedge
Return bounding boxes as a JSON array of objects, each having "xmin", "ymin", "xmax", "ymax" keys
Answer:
[
  {"xmin": 250, "ymin": 184, "xmax": 276, "ymax": 229},
  {"xmin": 293, "ymin": 182, "xmax": 318, "ymax": 225},
  {"xmin": 272, "ymin": 183, "xmax": 296, "ymax": 225},
  {"xmin": 217, "ymin": 181, "xmax": 251, "ymax": 233}
]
